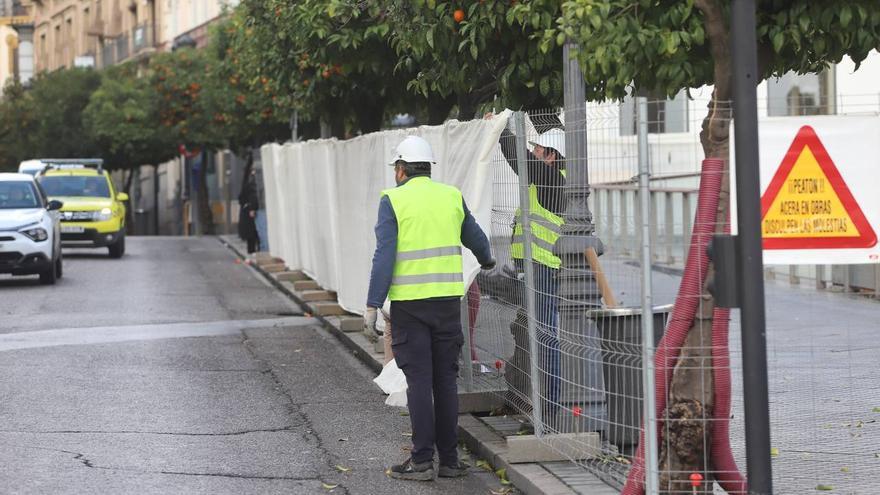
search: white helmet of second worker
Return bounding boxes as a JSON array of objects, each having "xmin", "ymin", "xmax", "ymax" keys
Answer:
[
  {"xmin": 388, "ymin": 135, "xmax": 436, "ymax": 165},
  {"xmin": 528, "ymin": 128, "xmax": 566, "ymax": 158}
]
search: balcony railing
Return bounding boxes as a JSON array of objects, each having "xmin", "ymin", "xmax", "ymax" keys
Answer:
[{"xmin": 101, "ymin": 24, "xmax": 155, "ymax": 67}]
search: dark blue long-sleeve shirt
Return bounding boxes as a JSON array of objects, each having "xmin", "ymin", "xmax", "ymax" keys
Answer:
[{"xmin": 366, "ymin": 185, "xmax": 493, "ymax": 308}]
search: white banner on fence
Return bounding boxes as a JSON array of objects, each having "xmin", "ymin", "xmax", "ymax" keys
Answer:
[
  {"xmin": 261, "ymin": 111, "xmax": 512, "ymax": 314},
  {"xmin": 732, "ymin": 116, "xmax": 880, "ymax": 265}
]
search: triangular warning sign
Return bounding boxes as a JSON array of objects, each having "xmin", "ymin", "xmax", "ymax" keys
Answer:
[{"xmin": 761, "ymin": 125, "xmax": 877, "ymax": 249}]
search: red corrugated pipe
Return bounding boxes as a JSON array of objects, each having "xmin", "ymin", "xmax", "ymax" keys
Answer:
[{"xmin": 622, "ymin": 158, "xmax": 744, "ymax": 494}]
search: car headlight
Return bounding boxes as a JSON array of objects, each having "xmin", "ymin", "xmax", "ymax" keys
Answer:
[
  {"xmin": 20, "ymin": 227, "xmax": 48, "ymax": 242},
  {"xmin": 95, "ymin": 207, "xmax": 113, "ymax": 221}
]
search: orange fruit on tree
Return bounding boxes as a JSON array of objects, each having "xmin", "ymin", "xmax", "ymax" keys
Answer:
[{"xmin": 453, "ymin": 9, "xmax": 465, "ymax": 23}]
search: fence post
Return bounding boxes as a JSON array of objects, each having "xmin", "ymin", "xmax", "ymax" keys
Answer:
[
  {"xmin": 731, "ymin": 1, "xmax": 774, "ymax": 492},
  {"xmin": 558, "ymin": 41, "xmax": 605, "ymax": 431},
  {"xmin": 513, "ymin": 111, "xmax": 545, "ymax": 435},
  {"xmin": 665, "ymin": 192, "xmax": 675, "ymax": 264},
  {"xmin": 460, "ymin": 296, "xmax": 474, "ymax": 393},
  {"xmin": 636, "ymin": 96, "xmax": 659, "ymax": 495},
  {"xmin": 682, "ymin": 192, "xmax": 692, "ymax": 263}
]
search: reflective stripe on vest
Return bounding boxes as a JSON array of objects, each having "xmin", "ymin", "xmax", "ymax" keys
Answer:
[
  {"xmin": 511, "ymin": 170, "xmax": 566, "ymax": 269},
  {"xmin": 383, "ymin": 177, "xmax": 466, "ymax": 301}
]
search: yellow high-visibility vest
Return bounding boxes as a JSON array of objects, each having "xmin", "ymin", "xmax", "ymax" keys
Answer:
[
  {"xmin": 383, "ymin": 176, "xmax": 466, "ymax": 301},
  {"xmin": 511, "ymin": 170, "xmax": 566, "ymax": 269}
]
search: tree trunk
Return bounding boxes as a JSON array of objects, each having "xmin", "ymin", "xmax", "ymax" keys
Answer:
[
  {"xmin": 426, "ymin": 94, "xmax": 455, "ymax": 125},
  {"xmin": 353, "ymin": 96, "xmax": 386, "ymax": 134},
  {"xmin": 456, "ymin": 93, "xmax": 477, "ymax": 122},
  {"xmin": 197, "ymin": 153, "xmax": 215, "ymax": 235},
  {"xmin": 659, "ymin": 0, "xmax": 732, "ymax": 492},
  {"xmin": 124, "ymin": 168, "xmax": 136, "ymax": 235}
]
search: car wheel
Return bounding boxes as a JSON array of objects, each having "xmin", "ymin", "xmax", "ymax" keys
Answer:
[
  {"xmin": 39, "ymin": 253, "xmax": 58, "ymax": 285},
  {"xmin": 109, "ymin": 234, "xmax": 125, "ymax": 259},
  {"xmin": 56, "ymin": 251, "xmax": 63, "ymax": 279}
]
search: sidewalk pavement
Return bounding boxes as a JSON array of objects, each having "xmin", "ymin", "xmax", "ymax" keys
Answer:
[{"xmin": 219, "ymin": 236, "xmax": 613, "ymax": 495}]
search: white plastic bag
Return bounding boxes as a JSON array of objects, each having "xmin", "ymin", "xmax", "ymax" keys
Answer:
[{"xmin": 373, "ymin": 358, "xmax": 408, "ymax": 407}]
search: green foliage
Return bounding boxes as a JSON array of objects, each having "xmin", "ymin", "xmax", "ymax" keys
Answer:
[
  {"xmin": 552, "ymin": 0, "xmax": 880, "ymax": 101},
  {"xmin": 84, "ymin": 64, "xmax": 177, "ymax": 169},
  {"xmin": 204, "ymin": 13, "xmax": 292, "ymax": 152},
  {"xmin": 27, "ymin": 69, "xmax": 103, "ymax": 158},
  {"xmin": 148, "ymin": 49, "xmax": 221, "ymax": 151},
  {"xmin": 0, "ymin": 80, "xmax": 38, "ymax": 171},
  {"xmin": 386, "ymin": 0, "xmax": 564, "ymax": 111}
]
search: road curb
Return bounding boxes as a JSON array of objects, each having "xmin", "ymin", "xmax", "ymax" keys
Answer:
[
  {"xmin": 218, "ymin": 236, "xmax": 582, "ymax": 495},
  {"xmin": 217, "ymin": 236, "xmax": 382, "ymax": 375}
]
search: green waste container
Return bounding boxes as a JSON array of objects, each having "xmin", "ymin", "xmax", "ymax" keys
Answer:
[{"xmin": 587, "ymin": 304, "xmax": 671, "ymax": 453}]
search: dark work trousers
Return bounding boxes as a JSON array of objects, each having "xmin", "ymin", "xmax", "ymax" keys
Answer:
[{"xmin": 391, "ymin": 297, "xmax": 463, "ymax": 466}]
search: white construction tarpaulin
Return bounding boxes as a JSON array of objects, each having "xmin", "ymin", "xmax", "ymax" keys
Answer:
[{"xmin": 261, "ymin": 110, "xmax": 512, "ymax": 314}]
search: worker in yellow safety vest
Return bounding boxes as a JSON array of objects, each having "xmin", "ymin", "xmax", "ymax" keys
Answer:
[
  {"xmin": 493, "ymin": 118, "xmax": 568, "ymax": 421},
  {"xmin": 364, "ymin": 135, "xmax": 495, "ymax": 481}
]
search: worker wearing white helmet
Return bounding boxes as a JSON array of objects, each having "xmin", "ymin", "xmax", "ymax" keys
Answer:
[
  {"xmin": 486, "ymin": 112, "xmax": 567, "ymax": 428},
  {"xmin": 365, "ymin": 135, "xmax": 495, "ymax": 481}
]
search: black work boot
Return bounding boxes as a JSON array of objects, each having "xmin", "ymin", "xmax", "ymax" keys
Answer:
[
  {"xmin": 438, "ymin": 460, "xmax": 470, "ymax": 478},
  {"xmin": 388, "ymin": 458, "xmax": 434, "ymax": 481}
]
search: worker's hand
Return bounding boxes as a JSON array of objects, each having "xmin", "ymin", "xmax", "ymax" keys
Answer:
[
  {"xmin": 249, "ymin": 210, "xmax": 256, "ymax": 219},
  {"xmin": 364, "ymin": 307, "xmax": 379, "ymax": 336},
  {"xmin": 480, "ymin": 257, "xmax": 496, "ymax": 270},
  {"xmin": 483, "ymin": 112, "xmax": 494, "ymax": 120}
]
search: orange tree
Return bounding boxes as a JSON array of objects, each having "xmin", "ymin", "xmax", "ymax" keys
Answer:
[
  {"xmin": 0, "ymin": 80, "xmax": 38, "ymax": 171},
  {"xmin": 233, "ymin": 0, "xmax": 417, "ymax": 136},
  {"xmin": 84, "ymin": 64, "xmax": 177, "ymax": 174},
  {"xmin": 148, "ymin": 48, "xmax": 221, "ymax": 233},
  {"xmin": 204, "ymin": 12, "xmax": 292, "ymax": 153},
  {"xmin": 385, "ymin": 0, "xmax": 564, "ymax": 119},
  {"xmin": 551, "ymin": 0, "xmax": 880, "ymax": 490}
]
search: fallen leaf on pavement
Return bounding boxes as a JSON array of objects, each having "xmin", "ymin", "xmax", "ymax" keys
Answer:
[
  {"xmin": 873, "ymin": 407, "xmax": 880, "ymax": 413},
  {"xmin": 840, "ymin": 467, "xmax": 849, "ymax": 473},
  {"xmin": 475, "ymin": 459, "xmax": 492, "ymax": 471},
  {"xmin": 321, "ymin": 482, "xmax": 338, "ymax": 490},
  {"xmin": 402, "ymin": 432, "xmax": 412, "ymax": 437},
  {"xmin": 490, "ymin": 488, "xmax": 513, "ymax": 495},
  {"xmin": 335, "ymin": 465, "xmax": 351, "ymax": 472},
  {"xmin": 771, "ymin": 448, "xmax": 779, "ymax": 458},
  {"xmin": 816, "ymin": 484, "xmax": 834, "ymax": 491}
]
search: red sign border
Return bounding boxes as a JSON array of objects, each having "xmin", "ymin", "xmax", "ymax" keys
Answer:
[{"xmin": 760, "ymin": 125, "xmax": 877, "ymax": 249}]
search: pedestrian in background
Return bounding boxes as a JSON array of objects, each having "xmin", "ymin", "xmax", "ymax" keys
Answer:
[
  {"xmin": 365, "ymin": 135, "xmax": 495, "ymax": 481},
  {"xmin": 238, "ymin": 169, "xmax": 260, "ymax": 254}
]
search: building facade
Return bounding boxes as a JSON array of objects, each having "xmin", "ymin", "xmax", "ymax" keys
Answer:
[
  {"xmin": 1, "ymin": 0, "xmax": 34, "ymax": 86},
  {"xmin": 22, "ymin": 0, "xmax": 158, "ymax": 72}
]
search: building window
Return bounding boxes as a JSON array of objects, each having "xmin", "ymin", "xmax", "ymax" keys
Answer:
[
  {"xmin": 619, "ymin": 90, "xmax": 689, "ymax": 136},
  {"xmin": 767, "ymin": 69, "xmax": 835, "ymax": 116}
]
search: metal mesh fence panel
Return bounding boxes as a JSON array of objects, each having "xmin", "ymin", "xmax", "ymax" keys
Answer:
[{"xmin": 457, "ymin": 94, "xmax": 880, "ymax": 494}]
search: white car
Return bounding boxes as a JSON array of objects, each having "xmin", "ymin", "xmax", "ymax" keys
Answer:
[{"xmin": 0, "ymin": 173, "xmax": 64, "ymax": 284}]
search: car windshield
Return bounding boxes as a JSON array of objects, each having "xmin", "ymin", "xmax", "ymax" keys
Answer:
[
  {"xmin": 39, "ymin": 175, "xmax": 111, "ymax": 198},
  {"xmin": 0, "ymin": 181, "xmax": 41, "ymax": 209}
]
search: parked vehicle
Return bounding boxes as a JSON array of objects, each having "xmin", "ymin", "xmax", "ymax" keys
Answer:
[
  {"xmin": 17, "ymin": 160, "xmax": 46, "ymax": 176},
  {"xmin": 35, "ymin": 159, "xmax": 128, "ymax": 258},
  {"xmin": 0, "ymin": 173, "xmax": 64, "ymax": 284}
]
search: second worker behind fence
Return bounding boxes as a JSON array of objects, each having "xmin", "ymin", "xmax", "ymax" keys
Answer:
[
  {"xmin": 494, "ymin": 114, "xmax": 568, "ymax": 428},
  {"xmin": 364, "ymin": 135, "xmax": 495, "ymax": 482}
]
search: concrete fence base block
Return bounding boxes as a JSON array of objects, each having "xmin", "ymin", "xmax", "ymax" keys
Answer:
[
  {"xmin": 337, "ymin": 316, "xmax": 363, "ymax": 332},
  {"xmin": 275, "ymin": 270, "xmax": 309, "ymax": 282},
  {"xmin": 298, "ymin": 290, "xmax": 335, "ymax": 302},
  {"xmin": 308, "ymin": 302, "xmax": 346, "ymax": 316},
  {"xmin": 373, "ymin": 339, "xmax": 384, "ymax": 354},
  {"xmin": 505, "ymin": 432, "xmax": 601, "ymax": 464},
  {"xmin": 262, "ymin": 263, "xmax": 287, "ymax": 274},
  {"xmin": 293, "ymin": 280, "xmax": 320, "ymax": 291},
  {"xmin": 253, "ymin": 252, "xmax": 273, "ymax": 262}
]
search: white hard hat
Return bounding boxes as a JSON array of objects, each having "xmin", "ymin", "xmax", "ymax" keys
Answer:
[
  {"xmin": 388, "ymin": 135, "xmax": 436, "ymax": 165},
  {"xmin": 528, "ymin": 128, "xmax": 566, "ymax": 158}
]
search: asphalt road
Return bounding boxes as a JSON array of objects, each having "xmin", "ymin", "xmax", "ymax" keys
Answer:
[{"xmin": 0, "ymin": 237, "xmax": 508, "ymax": 495}]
